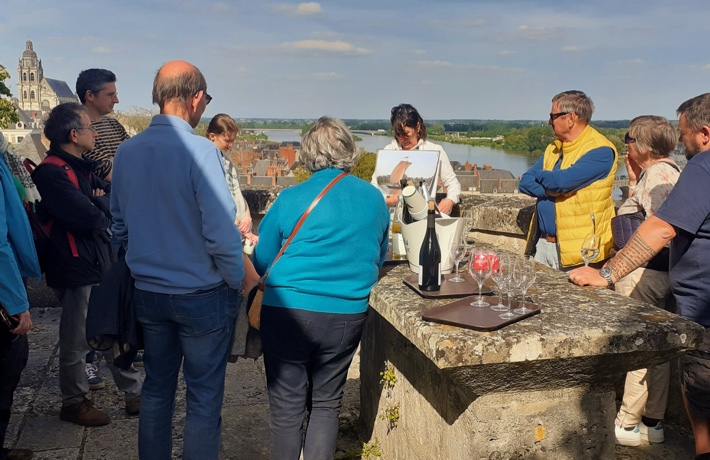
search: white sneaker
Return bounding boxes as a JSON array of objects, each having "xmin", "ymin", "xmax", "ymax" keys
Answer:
[
  {"xmin": 639, "ymin": 421, "xmax": 664, "ymax": 444},
  {"xmin": 615, "ymin": 424, "xmax": 641, "ymax": 446}
]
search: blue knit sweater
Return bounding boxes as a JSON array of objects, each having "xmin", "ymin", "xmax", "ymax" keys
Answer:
[{"xmin": 254, "ymin": 168, "xmax": 389, "ymax": 314}]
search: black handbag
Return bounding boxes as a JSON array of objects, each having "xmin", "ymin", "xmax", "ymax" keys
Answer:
[
  {"xmin": 611, "ymin": 210, "xmax": 669, "ymax": 271},
  {"xmin": 611, "ymin": 211, "xmax": 645, "ymax": 251}
]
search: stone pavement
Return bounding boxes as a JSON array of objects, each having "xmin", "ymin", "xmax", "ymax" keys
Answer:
[{"xmin": 2, "ymin": 281, "xmax": 697, "ymax": 459}]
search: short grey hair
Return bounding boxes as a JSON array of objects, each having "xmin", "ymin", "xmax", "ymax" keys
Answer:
[
  {"xmin": 300, "ymin": 117, "xmax": 358, "ymax": 172},
  {"xmin": 552, "ymin": 90, "xmax": 594, "ymax": 123},
  {"xmin": 677, "ymin": 93, "xmax": 710, "ymax": 132},
  {"xmin": 629, "ymin": 116, "xmax": 676, "ymax": 159},
  {"xmin": 152, "ymin": 65, "xmax": 207, "ymax": 108}
]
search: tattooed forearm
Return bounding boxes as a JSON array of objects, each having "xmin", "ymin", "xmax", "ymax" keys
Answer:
[{"xmin": 606, "ymin": 232, "xmax": 658, "ymax": 282}]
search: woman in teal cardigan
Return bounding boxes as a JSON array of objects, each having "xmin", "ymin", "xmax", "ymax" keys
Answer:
[{"xmin": 253, "ymin": 117, "xmax": 389, "ymax": 459}]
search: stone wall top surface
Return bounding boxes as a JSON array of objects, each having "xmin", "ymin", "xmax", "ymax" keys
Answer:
[{"xmin": 371, "ymin": 261, "xmax": 704, "ymax": 374}]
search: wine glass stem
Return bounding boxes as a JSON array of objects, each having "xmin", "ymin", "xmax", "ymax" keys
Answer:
[{"xmin": 478, "ymin": 283, "xmax": 483, "ymax": 301}]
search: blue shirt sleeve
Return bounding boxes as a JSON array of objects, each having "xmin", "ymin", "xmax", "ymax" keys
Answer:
[
  {"xmin": 253, "ymin": 196, "xmax": 283, "ymax": 276},
  {"xmin": 534, "ymin": 147, "xmax": 615, "ymax": 194},
  {"xmin": 518, "ymin": 156, "xmax": 547, "ymax": 198}
]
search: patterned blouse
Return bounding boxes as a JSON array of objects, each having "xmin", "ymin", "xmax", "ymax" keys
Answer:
[{"xmin": 617, "ymin": 160, "xmax": 680, "ymax": 218}]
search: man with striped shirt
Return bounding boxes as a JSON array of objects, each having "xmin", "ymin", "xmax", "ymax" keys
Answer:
[
  {"xmin": 75, "ymin": 68, "xmax": 133, "ymax": 391},
  {"xmin": 76, "ymin": 69, "xmax": 130, "ymax": 182}
]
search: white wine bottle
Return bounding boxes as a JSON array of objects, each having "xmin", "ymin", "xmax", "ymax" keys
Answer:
[{"xmin": 418, "ymin": 200, "xmax": 441, "ymax": 291}]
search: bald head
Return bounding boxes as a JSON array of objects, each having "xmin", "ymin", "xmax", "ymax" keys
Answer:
[{"xmin": 152, "ymin": 60, "xmax": 207, "ymax": 108}]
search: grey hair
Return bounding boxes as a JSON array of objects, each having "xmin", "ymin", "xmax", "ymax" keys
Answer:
[
  {"xmin": 551, "ymin": 90, "xmax": 594, "ymax": 123},
  {"xmin": 44, "ymin": 102, "xmax": 86, "ymax": 145},
  {"xmin": 300, "ymin": 117, "xmax": 359, "ymax": 172},
  {"xmin": 152, "ymin": 65, "xmax": 207, "ymax": 108},
  {"xmin": 629, "ymin": 115, "xmax": 676, "ymax": 159},
  {"xmin": 677, "ymin": 93, "xmax": 710, "ymax": 132}
]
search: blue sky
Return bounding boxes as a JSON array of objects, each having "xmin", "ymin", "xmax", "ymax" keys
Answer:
[{"xmin": 1, "ymin": 0, "xmax": 708, "ymax": 121}]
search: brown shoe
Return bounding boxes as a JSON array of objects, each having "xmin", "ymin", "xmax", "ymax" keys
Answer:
[
  {"xmin": 3, "ymin": 448, "xmax": 34, "ymax": 460},
  {"xmin": 125, "ymin": 395, "xmax": 140, "ymax": 416},
  {"xmin": 60, "ymin": 399, "xmax": 111, "ymax": 426}
]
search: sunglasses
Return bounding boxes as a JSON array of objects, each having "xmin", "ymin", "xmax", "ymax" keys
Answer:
[
  {"xmin": 549, "ymin": 112, "xmax": 569, "ymax": 122},
  {"xmin": 624, "ymin": 132, "xmax": 636, "ymax": 144}
]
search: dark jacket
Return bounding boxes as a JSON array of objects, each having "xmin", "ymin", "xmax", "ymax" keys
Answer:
[{"xmin": 31, "ymin": 147, "xmax": 112, "ymax": 288}]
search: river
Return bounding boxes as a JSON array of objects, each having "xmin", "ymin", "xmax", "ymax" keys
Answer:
[{"xmin": 259, "ymin": 129, "xmax": 627, "ymax": 179}]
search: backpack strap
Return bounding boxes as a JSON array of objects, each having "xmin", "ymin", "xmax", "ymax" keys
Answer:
[{"xmin": 36, "ymin": 155, "xmax": 80, "ymax": 259}]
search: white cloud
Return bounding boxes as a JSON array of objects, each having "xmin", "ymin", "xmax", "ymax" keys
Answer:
[
  {"xmin": 414, "ymin": 49, "xmax": 427, "ymax": 55},
  {"xmin": 91, "ymin": 46, "xmax": 112, "ymax": 54},
  {"xmin": 515, "ymin": 24, "xmax": 562, "ymax": 42},
  {"xmin": 278, "ymin": 40, "xmax": 370, "ymax": 56},
  {"xmin": 561, "ymin": 45, "xmax": 593, "ymax": 52},
  {"xmin": 273, "ymin": 2, "xmax": 322, "ymax": 16}
]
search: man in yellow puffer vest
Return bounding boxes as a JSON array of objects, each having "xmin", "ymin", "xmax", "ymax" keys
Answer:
[{"xmin": 519, "ymin": 90, "xmax": 617, "ymax": 269}]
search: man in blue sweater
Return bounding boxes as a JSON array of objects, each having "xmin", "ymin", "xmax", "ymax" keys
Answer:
[
  {"xmin": 111, "ymin": 60, "xmax": 244, "ymax": 460},
  {"xmin": 519, "ymin": 90, "xmax": 617, "ymax": 270}
]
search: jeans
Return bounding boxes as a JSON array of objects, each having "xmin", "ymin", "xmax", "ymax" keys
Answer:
[
  {"xmin": 134, "ymin": 283, "xmax": 239, "ymax": 460},
  {"xmin": 0, "ymin": 333, "xmax": 28, "ymax": 450},
  {"xmin": 54, "ymin": 285, "xmax": 143, "ymax": 405},
  {"xmin": 533, "ymin": 238, "xmax": 560, "ymax": 270},
  {"xmin": 261, "ymin": 305, "xmax": 367, "ymax": 460}
]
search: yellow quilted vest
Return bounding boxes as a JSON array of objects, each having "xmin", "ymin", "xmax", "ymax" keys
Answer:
[{"xmin": 542, "ymin": 125, "xmax": 618, "ymax": 267}]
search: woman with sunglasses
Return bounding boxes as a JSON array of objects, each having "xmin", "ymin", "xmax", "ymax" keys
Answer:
[{"xmin": 373, "ymin": 104, "xmax": 461, "ymax": 215}]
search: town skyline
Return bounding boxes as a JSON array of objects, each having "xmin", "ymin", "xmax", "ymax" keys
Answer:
[{"xmin": 1, "ymin": 1, "xmax": 708, "ymax": 121}]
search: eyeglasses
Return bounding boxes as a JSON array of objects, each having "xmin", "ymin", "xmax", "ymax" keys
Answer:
[
  {"xmin": 75, "ymin": 126, "xmax": 97, "ymax": 133},
  {"xmin": 549, "ymin": 112, "xmax": 569, "ymax": 122},
  {"xmin": 624, "ymin": 132, "xmax": 636, "ymax": 144},
  {"xmin": 205, "ymin": 92, "xmax": 212, "ymax": 105}
]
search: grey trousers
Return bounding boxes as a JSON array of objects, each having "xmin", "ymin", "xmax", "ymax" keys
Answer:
[{"xmin": 54, "ymin": 285, "xmax": 143, "ymax": 406}]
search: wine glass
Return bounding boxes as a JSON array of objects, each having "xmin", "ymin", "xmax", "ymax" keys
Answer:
[
  {"xmin": 448, "ymin": 235, "xmax": 468, "ymax": 283},
  {"xmin": 462, "ymin": 209, "xmax": 474, "ymax": 237},
  {"xmin": 513, "ymin": 256, "xmax": 536, "ymax": 315},
  {"xmin": 580, "ymin": 233, "xmax": 600, "ymax": 267},
  {"xmin": 499, "ymin": 257, "xmax": 520, "ymax": 320},
  {"xmin": 468, "ymin": 249, "xmax": 492, "ymax": 307},
  {"xmin": 489, "ymin": 253, "xmax": 509, "ymax": 312}
]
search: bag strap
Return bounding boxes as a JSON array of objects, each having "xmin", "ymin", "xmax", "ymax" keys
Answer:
[{"xmin": 259, "ymin": 171, "xmax": 347, "ymax": 289}]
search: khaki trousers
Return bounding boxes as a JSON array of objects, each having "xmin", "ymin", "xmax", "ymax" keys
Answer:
[{"xmin": 614, "ymin": 267, "xmax": 672, "ymax": 427}]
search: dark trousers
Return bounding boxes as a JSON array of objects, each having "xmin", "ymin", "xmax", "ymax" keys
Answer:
[
  {"xmin": 0, "ymin": 333, "xmax": 29, "ymax": 450},
  {"xmin": 261, "ymin": 305, "xmax": 366, "ymax": 460}
]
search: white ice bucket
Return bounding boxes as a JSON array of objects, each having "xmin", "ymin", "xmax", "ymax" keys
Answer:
[{"xmin": 401, "ymin": 217, "xmax": 463, "ymax": 274}]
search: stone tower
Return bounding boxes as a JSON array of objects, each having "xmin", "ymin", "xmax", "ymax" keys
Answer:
[{"xmin": 17, "ymin": 40, "xmax": 44, "ymax": 112}]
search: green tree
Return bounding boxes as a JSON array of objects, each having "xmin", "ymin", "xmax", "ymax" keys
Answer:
[
  {"xmin": 350, "ymin": 151, "xmax": 376, "ymax": 181},
  {"xmin": 428, "ymin": 123, "xmax": 445, "ymax": 136},
  {"xmin": 0, "ymin": 64, "xmax": 19, "ymax": 129}
]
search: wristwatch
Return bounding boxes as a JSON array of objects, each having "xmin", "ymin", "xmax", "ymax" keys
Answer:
[{"xmin": 599, "ymin": 267, "xmax": 614, "ymax": 287}]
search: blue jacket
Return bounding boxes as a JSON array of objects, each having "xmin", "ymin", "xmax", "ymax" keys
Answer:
[
  {"xmin": 0, "ymin": 155, "xmax": 40, "ymax": 314},
  {"xmin": 111, "ymin": 115, "xmax": 244, "ymax": 294},
  {"xmin": 254, "ymin": 168, "xmax": 390, "ymax": 314}
]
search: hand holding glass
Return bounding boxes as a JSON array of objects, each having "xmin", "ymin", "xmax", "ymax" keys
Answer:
[{"xmin": 468, "ymin": 249, "xmax": 492, "ymax": 307}]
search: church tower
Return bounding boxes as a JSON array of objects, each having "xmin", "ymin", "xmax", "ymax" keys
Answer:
[{"xmin": 17, "ymin": 40, "xmax": 44, "ymax": 113}]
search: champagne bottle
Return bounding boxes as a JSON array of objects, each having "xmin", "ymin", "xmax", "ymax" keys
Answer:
[
  {"xmin": 399, "ymin": 179, "xmax": 412, "ymax": 224},
  {"xmin": 418, "ymin": 200, "xmax": 441, "ymax": 291}
]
